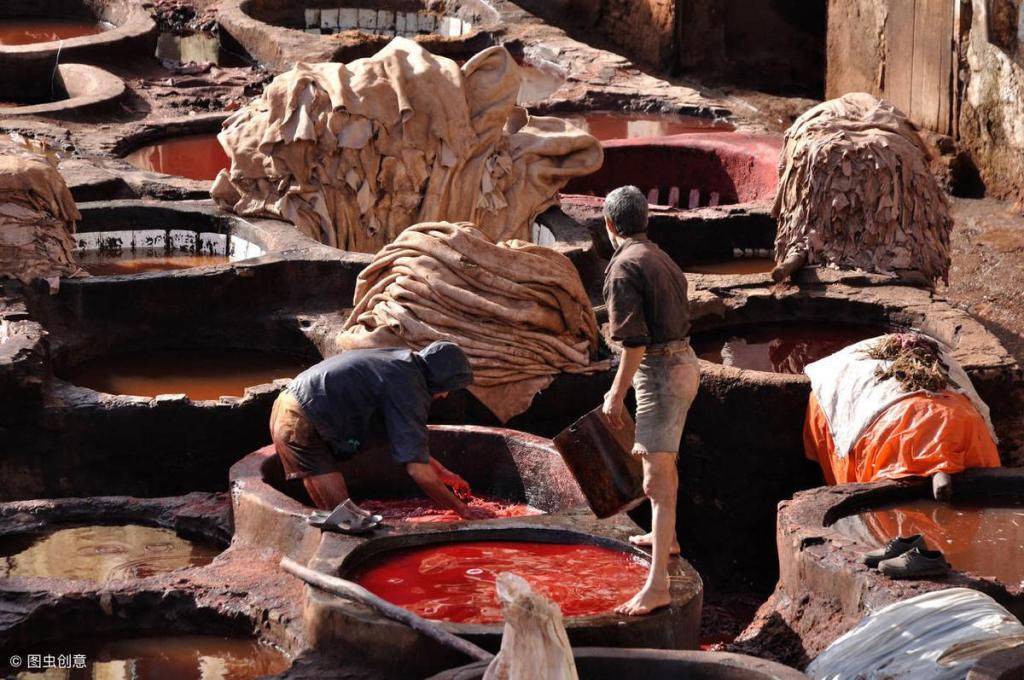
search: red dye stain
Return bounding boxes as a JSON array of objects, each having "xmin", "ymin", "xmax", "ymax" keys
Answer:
[
  {"xmin": 358, "ymin": 497, "xmax": 542, "ymax": 523},
  {"xmin": 124, "ymin": 133, "xmax": 231, "ymax": 182},
  {"xmin": 352, "ymin": 541, "xmax": 649, "ymax": 623}
]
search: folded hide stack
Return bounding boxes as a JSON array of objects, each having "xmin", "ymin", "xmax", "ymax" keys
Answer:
[
  {"xmin": 0, "ymin": 135, "xmax": 82, "ymax": 291},
  {"xmin": 339, "ymin": 221, "xmax": 607, "ymax": 421},
  {"xmin": 212, "ymin": 38, "xmax": 602, "ymax": 252},
  {"xmin": 772, "ymin": 92, "xmax": 952, "ymax": 286}
]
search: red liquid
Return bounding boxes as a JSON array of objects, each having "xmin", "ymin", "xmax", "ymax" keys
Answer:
[
  {"xmin": 13, "ymin": 636, "xmax": 289, "ymax": 680},
  {"xmin": 80, "ymin": 253, "xmax": 230, "ymax": 276},
  {"xmin": 63, "ymin": 349, "xmax": 309, "ymax": 400},
  {"xmin": 358, "ymin": 497, "xmax": 542, "ymax": 523},
  {"xmin": 124, "ymin": 134, "xmax": 230, "ymax": 182},
  {"xmin": 0, "ymin": 19, "xmax": 102, "ymax": 46},
  {"xmin": 692, "ymin": 322, "xmax": 886, "ymax": 374},
  {"xmin": 555, "ymin": 112, "xmax": 734, "ymax": 141},
  {"xmin": 352, "ymin": 541, "xmax": 649, "ymax": 623},
  {"xmin": 684, "ymin": 257, "xmax": 775, "ymax": 275},
  {"xmin": 832, "ymin": 498, "xmax": 1024, "ymax": 587}
]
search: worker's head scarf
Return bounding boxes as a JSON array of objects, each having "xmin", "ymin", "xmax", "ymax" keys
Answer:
[{"xmin": 418, "ymin": 341, "xmax": 474, "ymax": 393}]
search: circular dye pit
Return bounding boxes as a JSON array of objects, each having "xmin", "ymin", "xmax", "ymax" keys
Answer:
[
  {"xmin": 12, "ymin": 635, "xmax": 288, "ymax": 680},
  {"xmin": 0, "ymin": 19, "xmax": 104, "ymax": 46},
  {"xmin": 561, "ymin": 134, "xmax": 780, "ymax": 210},
  {"xmin": 0, "ymin": 524, "xmax": 219, "ymax": 582},
  {"xmin": 62, "ymin": 349, "xmax": 309, "ymax": 399},
  {"xmin": 358, "ymin": 497, "xmax": 543, "ymax": 524},
  {"xmin": 682, "ymin": 256, "xmax": 775, "ymax": 275},
  {"xmin": 691, "ymin": 322, "xmax": 888, "ymax": 374},
  {"xmin": 123, "ymin": 133, "xmax": 230, "ymax": 181},
  {"xmin": 832, "ymin": 498, "xmax": 1024, "ymax": 587},
  {"xmin": 554, "ymin": 111, "xmax": 734, "ymax": 141},
  {"xmin": 351, "ymin": 541, "xmax": 649, "ymax": 623},
  {"xmin": 79, "ymin": 252, "xmax": 230, "ymax": 276}
]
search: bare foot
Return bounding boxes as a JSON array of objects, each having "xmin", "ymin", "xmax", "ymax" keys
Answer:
[
  {"xmin": 615, "ymin": 585, "xmax": 671, "ymax": 616},
  {"xmin": 628, "ymin": 532, "xmax": 680, "ymax": 555}
]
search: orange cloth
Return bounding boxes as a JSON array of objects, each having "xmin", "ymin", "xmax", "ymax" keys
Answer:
[{"xmin": 804, "ymin": 391, "xmax": 1001, "ymax": 484}]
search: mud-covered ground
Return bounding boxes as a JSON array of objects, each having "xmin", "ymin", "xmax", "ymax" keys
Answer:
[{"xmin": 942, "ymin": 198, "xmax": 1024, "ymax": 466}]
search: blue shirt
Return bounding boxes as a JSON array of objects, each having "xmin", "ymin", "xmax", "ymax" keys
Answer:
[{"xmin": 288, "ymin": 348, "xmax": 434, "ymax": 466}]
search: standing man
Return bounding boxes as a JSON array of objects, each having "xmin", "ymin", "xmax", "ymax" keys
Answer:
[
  {"xmin": 600, "ymin": 185, "xmax": 700, "ymax": 616},
  {"xmin": 270, "ymin": 341, "xmax": 495, "ymax": 522}
]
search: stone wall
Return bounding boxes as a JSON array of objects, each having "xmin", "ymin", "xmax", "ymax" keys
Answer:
[
  {"xmin": 600, "ymin": 0, "xmax": 675, "ymax": 68},
  {"xmin": 513, "ymin": 0, "xmax": 676, "ymax": 70},
  {"xmin": 678, "ymin": 0, "xmax": 827, "ymax": 96},
  {"xmin": 960, "ymin": 0, "xmax": 1024, "ymax": 201}
]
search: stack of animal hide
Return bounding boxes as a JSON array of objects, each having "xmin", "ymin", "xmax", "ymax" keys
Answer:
[
  {"xmin": 772, "ymin": 93, "xmax": 952, "ymax": 285},
  {"xmin": 0, "ymin": 135, "xmax": 82, "ymax": 290},
  {"xmin": 339, "ymin": 221, "xmax": 606, "ymax": 421},
  {"xmin": 212, "ymin": 38, "xmax": 602, "ymax": 252}
]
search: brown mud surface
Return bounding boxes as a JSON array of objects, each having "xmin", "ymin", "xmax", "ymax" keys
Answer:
[{"xmin": 942, "ymin": 198, "xmax": 1024, "ymax": 466}]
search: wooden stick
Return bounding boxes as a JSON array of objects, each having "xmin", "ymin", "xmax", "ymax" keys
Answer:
[{"xmin": 279, "ymin": 556, "xmax": 495, "ymax": 662}]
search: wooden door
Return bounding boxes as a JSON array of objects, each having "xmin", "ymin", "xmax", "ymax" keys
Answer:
[{"xmin": 884, "ymin": 0, "xmax": 956, "ymax": 135}]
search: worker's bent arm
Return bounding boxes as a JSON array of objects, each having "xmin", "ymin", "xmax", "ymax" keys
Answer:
[
  {"xmin": 406, "ymin": 462, "xmax": 492, "ymax": 519},
  {"xmin": 602, "ymin": 344, "xmax": 646, "ymax": 428},
  {"xmin": 610, "ymin": 344, "xmax": 646, "ymax": 401}
]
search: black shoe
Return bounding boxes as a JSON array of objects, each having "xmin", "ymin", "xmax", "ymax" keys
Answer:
[
  {"xmin": 878, "ymin": 547, "xmax": 950, "ymax": 579},
  {"xmin": 863, "ymin": 534, "xmax": 926, "ymax": 568}
]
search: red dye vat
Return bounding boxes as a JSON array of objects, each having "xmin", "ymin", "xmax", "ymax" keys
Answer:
[
  {"xmin": 352, "ymin": 541, "xmax": 649, "ymax": 623},
  {"xmin": 358, "ymin": 498, "xmax": 542, "ymax": 523},
  {"xmin": 0, "ymin": 19, "xmax": 102, "ymax": 46},
  {"xmin": 124, "ymin": 133, "xmax": 230, "ymax": 182}
]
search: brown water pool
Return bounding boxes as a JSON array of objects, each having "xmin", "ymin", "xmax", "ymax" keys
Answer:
[
  {"xmin": 62, "ymin": 349, "xmax": 309, "ymax": 399},
  {"xmin": 683, "ymin": 257, "xmax": 775, "ymax": 275},
  {"xmin": 80, "ymin": 252, "xmax": 231, "ymax": 276},
  {"xmin": 13, "ymin": 635, "xmax": 288, "ymax": 679},
  {"xmin": 832, "ymin": 498, "xmax": 1024, "ymax": 587},
  {"xmin": 0, "ymin": 525, "xmax": 219, "ymax": 581},
  {"xmin": 691, "ymin": 322, "xmax": 887, "ymax": 374},
  {"xmin": 0, "ymin": 19, "xmax": 103, "ymax": 45},
  {"xmin": 554, "ymin": 111, "xmax": 733, "ymax": 141},
  {"xmin": 124, "ymin": 134, "xmax": 230, "ymax": 182}
]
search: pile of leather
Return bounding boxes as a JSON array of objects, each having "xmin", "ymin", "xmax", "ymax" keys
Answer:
[
  {"xmin": 772, "ymin": 92, "xmax": 952, "ymax": 286},
  {"xmin": 212, "ymin": 38, "xmax": 602, "ymax": 253},
  {"xmin": 0, "ymin": 135, "xmax": 82, "ymax": 291},
  {"xmin": 339, "ymin": 221, "xmax": 607, "ymax": 421}
]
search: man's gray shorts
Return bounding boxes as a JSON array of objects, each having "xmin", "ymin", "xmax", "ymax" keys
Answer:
[{"xmin": 632, "ymin": 340, "xmax": 700, "ymax": 455}]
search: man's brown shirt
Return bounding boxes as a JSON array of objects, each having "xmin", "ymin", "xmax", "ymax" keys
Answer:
[{"xmin": 603, "ymin": 235, "xmax": 690, "ymax": 347}]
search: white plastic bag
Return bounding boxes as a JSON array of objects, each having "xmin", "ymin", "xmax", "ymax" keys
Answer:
[
  {"xmin": 482, "ymin": 572, "xmax": 578, "ymax": 680},
  {"xmin": 808, "ymin": 588, "xmax": 1024, "ymax": 680}
]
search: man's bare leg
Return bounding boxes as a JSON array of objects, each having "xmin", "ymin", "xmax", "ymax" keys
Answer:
[
  {"xmin": 617, "ymin": 453, "xmax": 677, "ymax": 616},
  {"xmin": 302, "ymin": 472, "xmax": 351, "ymax": 511}
]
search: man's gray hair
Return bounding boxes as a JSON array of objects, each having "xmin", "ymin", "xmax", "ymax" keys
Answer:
[{"xmin": 603, "ymin": 185, "xmax": 648, "ymax": 236}]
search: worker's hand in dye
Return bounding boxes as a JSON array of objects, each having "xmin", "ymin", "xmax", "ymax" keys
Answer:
[
  {"xmin": 602, "ymin": 391, "xmax": 626, "ymax": 429},
  {"xmin": 441, "ymin": 472, "xmax": 472, "ymax": 500},
  {"xmin": 430, "ymin": 457, "xmax": 472, "ymax": 499}
]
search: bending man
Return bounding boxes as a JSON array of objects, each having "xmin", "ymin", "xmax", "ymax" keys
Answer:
[
  {"xmin": 270, "ymin": 341, "xmax": 494, "ymax": 520},
  {"xmin": 601, "ymin": 185, "xmax": 700, "ymax": 616}
]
